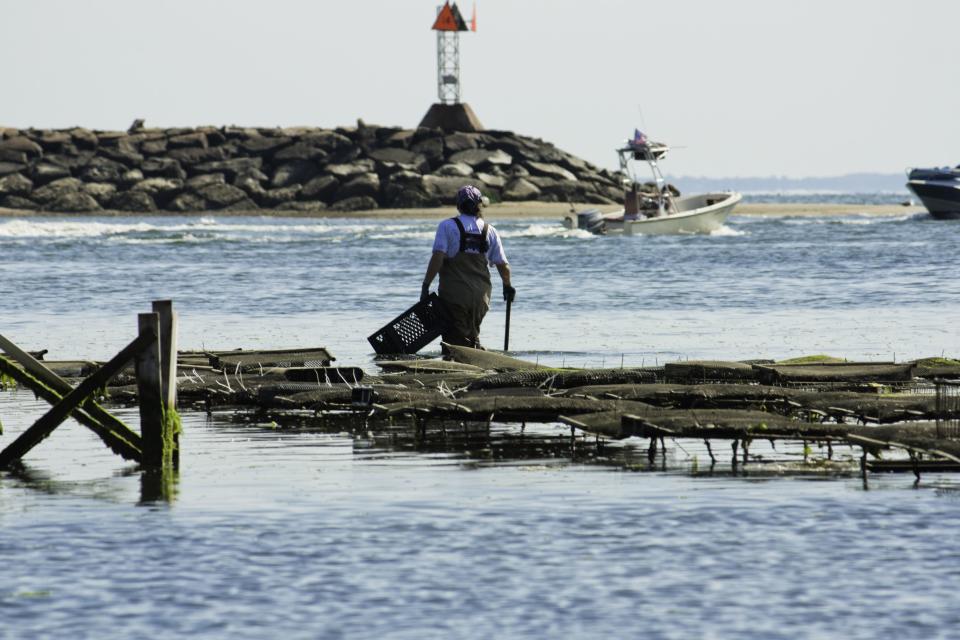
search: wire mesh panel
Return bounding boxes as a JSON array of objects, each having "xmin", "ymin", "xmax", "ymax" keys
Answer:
[
  {"xmin": 935, "ymin": 380, "xmax": 960, "ymax": 439},
  {"xmin": 213, "ymin": 348, "xmax": 334, "ymax": 372},
  {"xmin": 368, "ymin": 294, "xmax": 451, "ymax": 355}
]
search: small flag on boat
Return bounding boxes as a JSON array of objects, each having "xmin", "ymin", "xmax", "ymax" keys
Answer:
[
  {"xmin": 630, "ymin": 129, "xmax": 648, "ymax": 149},
  {"xmin": 470, "ymin": 2, "xmax": 477, "ymax": 31}
]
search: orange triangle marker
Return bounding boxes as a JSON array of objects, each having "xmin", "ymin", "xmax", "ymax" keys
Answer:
[{"xmin": 432, "ymin": 2, "xmax": 460, "ymax": 31}]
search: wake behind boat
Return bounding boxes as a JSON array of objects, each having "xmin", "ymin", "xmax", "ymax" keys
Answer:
[
  {"xmin": 906, "ymin": 165, "xmax": 960, "ymax": 219},
  {"xmin": 563, "ymin": 130, "xmax": 741, "ymax": 235}
]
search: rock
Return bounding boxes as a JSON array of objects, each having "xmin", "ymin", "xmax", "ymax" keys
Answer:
[
  {"xmin": 119, "ymin": 169, "xmax": 145, "ymax": 187},
  {"xmin": 299, "ymin": 131, "xmax": 352, "ymax": 151},
  {"xmin": 0, "ymin": 137, "xmax": 43, "ymax": 160},
  {"xmin": 48, "ymin": 191, "xmax": 101, "ymax": 212},
  {"xmin": 167, "ymin": 146, "xmax": 227, "ymax": 165},
  {"xmin": 526, "ymin": 161, "xmax": 577, "ymax": 181},
  {"xmin": 110, "ymin": 190, "xmax": 157, "ymax": 212},
  {"xmin": 325, "ymin": 159, "xmax": 375, "ymax": 178},
  {"xmin": 168, "ymin": 132, "xmax": 208, "ymax": 149},
  {"xmin": 410, "ymin": 136, "xmax": 444, "ymax": 162},
  {"xmin": 527, "ymin": 176, "xmax": 583, "ymax": 200},
  {"xmin": 32, "ymin": 163, "xmax": 72, "ymax": 185},
  {"xmin": 186, "ymin": 173, "xmax": 225, "ymax": 189},
  {"xmin": 45, "ymin": 152, "xmax": 94, "ymax": 172},
  {"xmin": 559, "ymin": 154, "xmax": 591, "ymax": 173},
  {"xmin": 1, "ymin": 195, "xmax": 39, "ymax": 210},
  {"xmin": 0, "ymin": 173, "xmax": 33, "ymax": 196},
  {"xmin": 368, "ymin": 148, "xmax": 427, "ymax": 169},
  {"xmin": 100, "ymin": 146, "xmax": 144, "ymax": 167},
  {"xmin": 386, "ymin": 130, "xmax": 415, "ymax": 147},
  {"xmin": 168, "ymin": 192, "xmax": 207, "ymax": 212},
  {"xmin": 82, "ymin": 182, "xmax": 117, "ymax": 205},
  {"xmin": 96, "ymin": 131, "xmax": 127, "ymax": 143},
  {"xmin": 241, "ymin": 136, "xmax": 292, "ymax": 154},
  {"xmin": 79, "ymin": 157, "xmax": 125, "ymax": 182},
  {"xmin": 258, "ymin": 185, "xmax": 302, "ymax": 207},
  {"xmin": 0, "ymin": 149, "xmax": 29, "ymax": 165},
  {"xmin": 448, "ymin": 148, "xmax": 512, "ymax": 167},
  {"xmin": 502, "ymin": 178, "xmax": 541, "ymax": 201},
  {"xmin": 194, "ymin": 158, "xmax": 263, "ymax": 179},
  {"xmin": 69, "ymin": 128, "xmax": 99, "ymax": 150},
  {"xmin": 276, "ymin": 200, "xmax": 328, "ymax": 212},
  {"xmin": 197, "ymin": 127, "xmax": 226, "ymax": 146},
  {"xmin": 488, "ymin": 137, "xmax": 542, "ymax": 162},
  {"xmin": 131, "ymin": 178, "xmax": 184, "ymax": 200},
  {"xmin": 330, "ymin": 195, "xmax": 378, "ymax": 211},
  {"xmin": 385, "ymin": 169, "xmax": 424, "ymax": 186},
  {"xmin": 223, "ymin": 126, "xmax": 260, "ymax": 140},
  {"xmin": 435, "ymin": 162, "xmax": 473, "ymax": 177},
  {"xmin": 474, "ymin": 172, "xmax": 507, "ymax": 189},
  {"xmin": 37, "ymin": 131, "xmax": 72, "ymax": 151},
  {"xmin": 422, "ymin": 175, "xmax": 468, "ymax": 203},
  {"xmin": 141, "ymin": 139, "xmax": 168, "ymax": 155},
  {"xmin": 273, "ymin": 142, "xmax": 328, "ymax": 163},
  {"xmin": 443, "ymin": 132, "xmax": 480, "ymax": 153},
  {"xmin": 197, "ymin": 183, "xmax": 247, "ymax": 208},
  {"xmin": 142, "ymin": 157, "xmax": 187, "ymax": 179},
  {"xmin": 270, "ymin": 160, "xmax": 319, "ymax": 188},
  {"xmin": 220, "ymin": 197, "xmax": 258, "ymax": 211},
  {"xmin": 337, "ymin": 172, "xmax": 380, "ymax": 200},
  {"xmin": 383, "ymin": 185, "xmax": 436, "ymax": 208},
  {"xmin": 0, "ymin": 162, "xmax": 27, "ymax": 176},
  {"xmin": 32, "ymin": 177, "xmax": 82, "ymax": 205},
  {"xmin": 300, "ymin": 175, "xmax": 339, "ymax": 201},
  {"xmin": 234, "ymin": 174, "xmax": 267, "ymax": 197}
]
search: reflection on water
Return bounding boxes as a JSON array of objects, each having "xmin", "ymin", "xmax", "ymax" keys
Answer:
[{"xmin": 3, "ymin": 390, "xmax": 960, "ymax": 638}]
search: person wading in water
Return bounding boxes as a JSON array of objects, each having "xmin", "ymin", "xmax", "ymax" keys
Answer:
[{"xmin": 421, "ymin": 185, "xmax": 515, "ymax": 351}]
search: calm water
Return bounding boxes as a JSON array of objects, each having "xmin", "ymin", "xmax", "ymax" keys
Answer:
[{"xmin": 2, "ymin": 209, "xmax": 959, "ymax": 638}]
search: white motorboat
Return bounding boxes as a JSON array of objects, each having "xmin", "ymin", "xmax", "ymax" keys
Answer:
[{"xmin": 563, "ymin": 131, "xmax": 741, "ymax": 235}]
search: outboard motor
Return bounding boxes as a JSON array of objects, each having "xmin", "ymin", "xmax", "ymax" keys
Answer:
[{"xmin": 576, "ymin": 209, "xmax": 607, "ymax": 235}]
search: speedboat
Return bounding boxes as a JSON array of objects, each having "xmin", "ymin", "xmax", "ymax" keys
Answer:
[
  {"xmin": 906, "ymin": 166, "xmax": 960, "ymax": 219},
  {"xmin": 563, "ymin": 130, "xmax": 741, "ymax": 235}
]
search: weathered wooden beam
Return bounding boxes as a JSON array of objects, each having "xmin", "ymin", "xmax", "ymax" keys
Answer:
[
  {"xmin": 136, "ymin": 313, "xmax": 168, "ymax": 469},
  {"xmin": 152, "ymin": 300, "xmax": 178, "ymax": 409},
  {"xmin": 0, "ymin": 329, "xmax": 155, "ymax": 468},
  {"xmin": 0, "ymin": 355, "xmax": 141, "ymax": 461},
  {"xmin": 846, "ymin": 433, "xmax": 960, "ymax": 465},
  {"xmin": 0, "ymin": 334, "xmax": 142, "ymax": 450},
  {"xmin": 152, "ymin": 300, "xmax": 180, "ymax": 467}
]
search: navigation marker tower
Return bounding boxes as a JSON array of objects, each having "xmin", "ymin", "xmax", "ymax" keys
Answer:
[{"xmin": 418, "ymin": 1, "xmax": 484, "ymax": 132}]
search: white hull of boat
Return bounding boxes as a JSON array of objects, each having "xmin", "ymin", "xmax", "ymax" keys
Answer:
[{"xmin": 564, "ymin": 192, "xmax": 742, "ymax": 236}]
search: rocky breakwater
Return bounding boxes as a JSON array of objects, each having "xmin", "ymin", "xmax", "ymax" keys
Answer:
[{"xmin": 0, "ymin": 123, "xmax": 627, "ymax": 213}]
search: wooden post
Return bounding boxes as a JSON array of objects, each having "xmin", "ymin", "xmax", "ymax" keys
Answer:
[
  {"xmin": 152, "ymin": 300, "xmax": 179, "ymax": 466},
  {"xmin": 152, "ymin": 300, "xmax": 178, "ymax": 409},
  {"xmin": 136, "ymin": 312, "xmax": 166, "ymax": 469}
]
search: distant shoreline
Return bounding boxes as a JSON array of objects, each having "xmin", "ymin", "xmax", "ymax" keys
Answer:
[{"xmin": 0, "ymin": 202, "xmax": 926, "ymax": 220}]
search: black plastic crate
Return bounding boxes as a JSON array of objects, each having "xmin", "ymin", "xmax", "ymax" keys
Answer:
[{"xmin": 367, "ymin": 293, "xmax": 451, "ymax": 355}]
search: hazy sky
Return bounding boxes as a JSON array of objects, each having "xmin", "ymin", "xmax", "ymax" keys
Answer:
[{"xmin": 4, "ymin": 0, "xmax": 959, "ymax": 177}]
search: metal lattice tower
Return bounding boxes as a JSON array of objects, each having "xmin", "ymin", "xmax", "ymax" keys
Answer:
[{"xmin": 436, "ymin": 30, "xmax": 461, "ymax": 104}]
